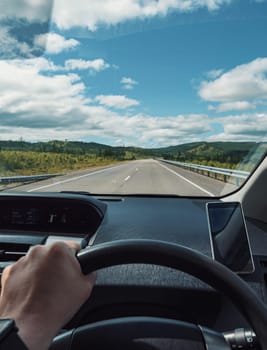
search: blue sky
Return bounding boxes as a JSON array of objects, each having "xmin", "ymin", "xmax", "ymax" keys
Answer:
[{"xmin": 0, "ymin": 0, "xmax": 267, "ymax": 147}]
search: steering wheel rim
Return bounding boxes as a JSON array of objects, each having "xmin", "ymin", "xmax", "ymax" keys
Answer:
[{"xmin": 54, "ymin": 239, "xmax": 267, "ymax": 349}]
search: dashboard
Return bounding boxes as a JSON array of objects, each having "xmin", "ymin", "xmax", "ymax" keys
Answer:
[
  {"xmin": 0, "ymin": 193, "xmax": 106, "ymax": 234},
  {"xmin": 0, "ymin": 192, "xmax": 267, "ymax": 343}
]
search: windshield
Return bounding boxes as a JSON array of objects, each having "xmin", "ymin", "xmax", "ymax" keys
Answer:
[{"xmin": 0, "ymin": 0, "xmax": 266, "ymax": 196}]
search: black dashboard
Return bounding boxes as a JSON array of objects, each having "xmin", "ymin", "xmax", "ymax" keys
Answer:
[
  {"xmin": 0, "ymin": 193, "xmax": 106, "ymax": 235},
  {"xmin": 0, "ymin": 192, "xmax": 267, "ymax": 336}
]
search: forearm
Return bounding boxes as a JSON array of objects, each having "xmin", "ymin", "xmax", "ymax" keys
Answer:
[
  {"xmin": 16, "ymin": 318, "xmax": 55, "ymax": 350},
  {"xmin": 0, "ymin": 308, "xmax": 55, "ymax": 350}
]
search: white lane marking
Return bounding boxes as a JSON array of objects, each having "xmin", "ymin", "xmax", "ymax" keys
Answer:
[
  {"xmin": 124, "ymin": 175, "xmax": 131, "ymax": 182},
  {"xmin": 27, "ymin": 164, "xmax": 125, "ymax": 192},
  {"xmin": 157, "ymin": 162, "xmax": 215, "ymax": 197}
]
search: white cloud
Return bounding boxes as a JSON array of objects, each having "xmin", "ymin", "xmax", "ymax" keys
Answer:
[
  {"xmin": 0, "ymin": 0, "xmax": 52, "ymax": 22},
  {"xmin": 121, "ymin": 77, "xmax": 138, "ymax": 90},
  {"xmin": 220, "ymin": 113, "xmax": 267, "ymax": 137},
  {"xmin": 199, "ymin": 57, "xmax": 267, "ymax": 103},
  {"xmin": 0, "ymin": 26, "xmax": 34, "ymax": 59},
  {"xmin": 2, "ymin": 55, "xmax": 264, "ymax": 147},
  {"xmin": 0, "ymin": 58, "xmax": 213, "ymax": 146},
  {"xmin": 126, "ymin": 114, "xmax": 211, "ymax": 145},
  {"xmin": 95, "ymin": 95, "xmax": 140, "ymax": 109},
  {"xmin": 82, "ymin": 112, "xmax": 212, "ymax": 146},
  {"xmin": 212, "ymin": 101, "xmax": 256, "ymax": 113},
  {"xmin": 9, "ymin": 57, "xmax": 60, "ymax": 72},
  {"xmin": 0, "ymin": 59, "xmax": 89, "ymax": 129},
  {"xmin": 207, "ymin": 113, "xmax": 267, "ymax": 141},
  {"xmin": 0, "ymin": 113, "xmax": 212, "ymax": 146},
  {"xmin": 8, "ymin": 57, "xmax": 111, "ymax": 75},
  {"xmin": 52, "ymin": 0, "xmax": 232, "ymax": 30},
  {"xmin": 65, "ymin": 59, "xmax": 110, "ymax": 72},
  {"xmin": 34, "ymin": 33, "xmax": 79, "ymax": 54}
]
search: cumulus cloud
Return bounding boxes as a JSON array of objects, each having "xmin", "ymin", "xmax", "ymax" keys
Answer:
[
  {"xmin": 83, "ymin": 113, "xmax": 211, "ymax": 146},
  {"xmin": 34, "ymin": 33, "xmax": 80, "ymax": 54},
  {"xmin": 1, "ymin": 30, "xmax": 80, "ymax": 59},
  {"xmin": 220, "ymin": 113, "xmax": 267, "ymax": 137},
  {"xmin": 9, "ymin": 57, "xmax": 60, "ymax": 72},
  {"xmin": 126, "ymin": 114, "xmax": 211, "ymax": 145},
  {"xmin": 95, "ymin": 95, "xmax": 140, "ymax": 109},
  {"xmin": 65, "ymin": 59, "xmax": 110, "ymax": 72},
  {"xmin": 199, "ymin": 57, "xmax": 267, "ymax": 103},
  {"xmin": 0, "ymin": 58, "xmax": 213, "ymax": 146},
  {"xmin": 0, "ymin": 59, "xmax": 89, "ymax": 129},
  {"xmin": 0, "ymin": 0, "xmax": 52, "ymax": 22},
  {"xmin": 121, "ymin": 77, "xmax": 138, "ymax": 90},
  {"xmin": 8, "ymin": 57, "xmax": 111, "ymax": 75},
  {"xmin": 207, "ymin": 113, "xmax": 267, "ymax": 141},
  {"xmin": 210, "ymin": 101, "xmax": 256, "ymax": 113},
  {"xmin": 3, "ymin": 54, "xmax": 264, "ymax": 147},
  {"xmin": 0, "ymin": 26, "xmax": 33, "ymax": 59},
  {"xmin": 52, "ymin": 0, "xmax": 232, "ymax": 30}
]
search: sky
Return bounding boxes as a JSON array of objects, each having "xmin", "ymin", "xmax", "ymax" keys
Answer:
[{"xmin": 0, "ymin": 0, "xmax": 267, "ymax": 147}]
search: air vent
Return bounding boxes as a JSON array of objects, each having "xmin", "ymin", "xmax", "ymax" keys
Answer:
[
  {"xmin": 0, "ymin": 242, "xmax": 31, "ymax": 274},
  {"xmin": 0, "ymin": 242, "xmax": 31, "ymax": 262},
  {"xmin": 0, "ymin": 235, "xmax": 47, "ymax": 273}
]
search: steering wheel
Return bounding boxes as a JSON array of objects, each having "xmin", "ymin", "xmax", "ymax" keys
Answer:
[{"xmin": 50, "ymin": 239, "xmax": 267, "ymax": 350}]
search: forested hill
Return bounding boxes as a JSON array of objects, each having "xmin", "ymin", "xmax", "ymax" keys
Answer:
[
  {"xmin": 0, "ymin": 140, "xmax": 112, "ymax": 154},
  {"xmin": 0, "ymin": 139, "xmax": 258, "ymax": 162},
  {"xmin": 0, "ymin": 140, "xmax": 261, "ymax": 176},
  {"xmin": 147, "ymin": 142, "xmax": 258, "ymax": 164}
]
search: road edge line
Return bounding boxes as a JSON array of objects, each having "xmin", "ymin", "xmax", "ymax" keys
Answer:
[
  {"xmin": 27, "ymin": 164, "xmax": 125, "ymax": 192},
  {"xmin": 157, "ymin": 162, "xmax": 215, "ymax": 197}
]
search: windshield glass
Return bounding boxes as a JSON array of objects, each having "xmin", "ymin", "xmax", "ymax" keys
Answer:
[{"xmin": 0, "ymin": 0, "xmax": 266, "ymax": 196}]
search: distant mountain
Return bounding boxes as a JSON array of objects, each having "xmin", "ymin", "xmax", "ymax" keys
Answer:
[
  {"xmin": 0, "ymin": 140, "xmax": 112, "ymax": 154},
  {"xmin": 0, "ymin": 140, "xmax": 259, "ymax": 165},
  {"xmin": 148, "ymin": 141, "xmax": 258, "ymax": 164}
]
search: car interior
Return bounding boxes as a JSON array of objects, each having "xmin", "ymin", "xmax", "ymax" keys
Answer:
[
  {"xmin": 1, "ymin": 1, "xmax": 267, "ymax": 349},
  {"xmin": 0, "ymin": 155, "xmax": 266, "ymax": 349}
]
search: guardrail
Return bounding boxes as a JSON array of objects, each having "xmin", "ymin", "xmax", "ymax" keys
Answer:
[
  {"xmin": 0, "ymin": 173, "xmax": 62, "ymax": 185},
  {"xmin": 158, "ymin": 159, "xmax": 250, "ymax": 185}
]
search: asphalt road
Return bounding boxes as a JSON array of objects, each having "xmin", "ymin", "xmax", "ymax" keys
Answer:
[{"xmin": 8, "ymin": 159, "xmax": 237, "ymax": 197}]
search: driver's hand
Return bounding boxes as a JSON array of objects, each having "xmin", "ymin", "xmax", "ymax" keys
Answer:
[{"xmin": 0, "ymin": 241, "xmax": 96, "ymax": 350}]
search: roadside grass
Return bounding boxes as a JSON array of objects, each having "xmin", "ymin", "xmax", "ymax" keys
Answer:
[{"xmin": 0, "ymin": 150, "xmax": 126, "ymax": 176}]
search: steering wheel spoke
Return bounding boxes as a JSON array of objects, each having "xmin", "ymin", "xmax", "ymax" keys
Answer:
[
  {"xmin": 51, "ymin": 239, "xmax": 267, "ymax": 349},
  {"xmin": 51, "ymin": 317, "xmax": 231, "ymax": 350}
]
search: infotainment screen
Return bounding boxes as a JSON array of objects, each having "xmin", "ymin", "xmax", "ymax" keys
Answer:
[{"xmin": 206, "ymin": 202, "xmax": 254, "ymax": 274}]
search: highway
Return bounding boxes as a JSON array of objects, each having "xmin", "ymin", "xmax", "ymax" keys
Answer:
[{"xmin": 9, "ymin": 159, "xmax": 237, "ymax": 197}]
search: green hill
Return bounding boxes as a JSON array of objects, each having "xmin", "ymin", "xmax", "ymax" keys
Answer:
[
  {"xmin": 0, "ymin": 140, "xmax": 262, "ymax": 176},
  {"xmin": 151, "ymin": 141, "xmax": 258, "ymax": 165}
]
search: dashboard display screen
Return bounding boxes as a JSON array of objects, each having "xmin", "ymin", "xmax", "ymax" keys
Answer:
[
  {"xmin": 0, "ymin": 196, "xmax": 105, "ymax": 235},
  {"xmin": 10, "ymin": 208, "xmax": 40, "ymax": 225},
  {"xmin": 207, "ymin": 202, "xmax": 254, "ymax": 274}
]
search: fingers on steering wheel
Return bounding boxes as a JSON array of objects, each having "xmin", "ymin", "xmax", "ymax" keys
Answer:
[{"xmin": 63, "ymin": 241, "xmax": 81, "ymax": 254}]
